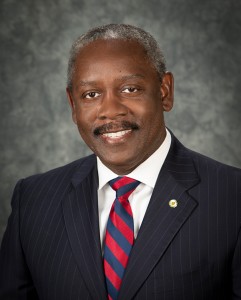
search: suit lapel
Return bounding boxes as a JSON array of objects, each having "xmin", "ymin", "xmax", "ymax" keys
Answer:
[
  {"xmin": 62, "ymin": 155, "xmax": 107, "ymax": 300},
  {"xmin": 119, "ymin": 135, "xmax": 200, "ymax": 300}
]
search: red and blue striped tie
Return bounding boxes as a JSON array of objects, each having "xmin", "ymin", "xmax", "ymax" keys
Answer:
[{"xmin": 103, "ymin": 176, "xmax": 140, "ymax": 300}]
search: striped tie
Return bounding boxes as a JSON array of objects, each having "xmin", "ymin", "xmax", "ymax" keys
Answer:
[{"xmin": 103, "ymin": 176, "xmax": 140, "ymax": 300}]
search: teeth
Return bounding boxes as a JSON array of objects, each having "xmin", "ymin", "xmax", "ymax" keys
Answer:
[{"xmin": 102, "ymin": 130, "xmax": 131, "ymax": 139}]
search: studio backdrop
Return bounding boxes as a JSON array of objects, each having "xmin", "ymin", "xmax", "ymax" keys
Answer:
[{"xmin": 0, "ymin": 0, "xmax": 240, "ymax": 241}]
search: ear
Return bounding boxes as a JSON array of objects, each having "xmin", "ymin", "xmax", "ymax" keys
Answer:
[
  {"xmin": 66, "ymin": 87, "xmax": 77, "ymax": 124},
  {"xmin": 160, "ymin": 72, "xmax": 174, "ymax": 112}
]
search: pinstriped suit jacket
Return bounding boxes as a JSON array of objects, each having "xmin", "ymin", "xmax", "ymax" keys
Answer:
[{"xmin": 0, "ymin": 134, "xmax": 241, "ymax": 300}]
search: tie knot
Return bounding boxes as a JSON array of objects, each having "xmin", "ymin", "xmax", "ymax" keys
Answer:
[{"xmin": 109, "ymin": 176, "xmax": 140, "ymax": 199}]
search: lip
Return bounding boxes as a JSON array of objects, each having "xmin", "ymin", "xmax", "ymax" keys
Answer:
[{"xmin": 100, "ymin": 129, "xmax": 132, "ymax": 143}]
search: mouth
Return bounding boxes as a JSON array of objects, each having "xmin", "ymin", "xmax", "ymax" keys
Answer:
[
  {"xmin": 93, "ymin": 121, "xmax": 138, "ymax": 144},
  {"xmin": 101, "ymin": 129, "xmax": 132, "ymax": 140},
  {"xmin": 94, "ymin": 121, "xmax": 138, "ymax": 135}
]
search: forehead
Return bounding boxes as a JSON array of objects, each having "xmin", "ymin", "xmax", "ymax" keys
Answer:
[
  {"xmin": 72, "ymin": 39, "xmax": 157, "ymax": 80},
  {"xmin": 78, "ymin": 38, "xmax": 147, "ymax": 59}
]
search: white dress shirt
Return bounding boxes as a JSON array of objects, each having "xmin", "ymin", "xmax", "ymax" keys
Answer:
[{"xmin": 97, "ymin": 129, "xmax": 171, "ymax": 249}]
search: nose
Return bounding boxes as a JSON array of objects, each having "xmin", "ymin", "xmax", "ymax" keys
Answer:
[{"xmin": 97, "ymin": 91, "xmax": 128, "ymax": 120}]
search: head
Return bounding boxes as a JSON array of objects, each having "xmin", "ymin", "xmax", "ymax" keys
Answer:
[
  {"xmin": 66, "ymin": 24, "xmax": 174, "ymax": 174},
  {"xmin": 67, "ymin": 24, "xmax": 167, "ymax": 91}
]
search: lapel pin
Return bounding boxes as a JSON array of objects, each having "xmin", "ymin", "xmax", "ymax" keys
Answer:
[{"xmin": 169, "ymin": 199, "xmax": 178, "ymax": 208}]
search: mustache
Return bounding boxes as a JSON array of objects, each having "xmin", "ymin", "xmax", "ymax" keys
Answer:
[{"xmin": 94, "ymin": 121, "xmax": 139, "ymax": 136}]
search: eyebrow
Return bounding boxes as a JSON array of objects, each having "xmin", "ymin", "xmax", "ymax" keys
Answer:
[
  {"xmin": 77, "ymin": 74, "xmax": 145, "ymax": 87},
  {"xmin": 78, "ymin": 80, "xmax": 97, "ymax": 87},
  {"xmin": 118, "ymin": 74, "xmax": 145, "ymax": 81}
]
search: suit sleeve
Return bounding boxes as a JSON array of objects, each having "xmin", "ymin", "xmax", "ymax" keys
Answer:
[
  {"xmin": 0, "ymin": 180, "xmax": 39, "ymax": 300},
  {"xmin": 232, "ymin": 225, "xmax": 241, "ymax": 299}
]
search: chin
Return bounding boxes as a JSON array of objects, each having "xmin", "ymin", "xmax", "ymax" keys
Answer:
[{"xmin": 102, "ymin": 155, "xmax": 140, "ymax": 173}]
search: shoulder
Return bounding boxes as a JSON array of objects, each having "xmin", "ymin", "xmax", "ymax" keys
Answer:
[
  {"xmin": 18, "ymin": 154, "xmax": 96, "ymax": 192},
  {"xmin": 180, "ymin": 143, "xmax": 241, "ymax": 199},
  {"xmin": 168, "ymin": 132, "xmax": 241, "ymax": 197},
  {"xmin": 187, "ymin": 147, "xmax": 241, "ymax": 178},
  {"xmin": 170, "ymin": 132, "xmax": 241, "ymax": 176}
]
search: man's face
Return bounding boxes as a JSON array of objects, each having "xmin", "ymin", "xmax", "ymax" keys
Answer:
[{"xmin": 67, "ymin": 39, "xmax": 173, "ymax": 174}]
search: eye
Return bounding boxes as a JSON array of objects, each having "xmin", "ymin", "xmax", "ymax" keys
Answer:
[
  {"xmin": 84, "ymin": 91, "xmax": 101, "ymax": 99},
  {"xmin": 122, "ymin": 87, "xmax": 139, "ymax": 93}
]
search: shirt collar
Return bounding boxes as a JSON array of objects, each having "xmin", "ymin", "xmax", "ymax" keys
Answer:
[{"xmin": 97, "ymin": 128, "xmax": 171, "ymax": 190}]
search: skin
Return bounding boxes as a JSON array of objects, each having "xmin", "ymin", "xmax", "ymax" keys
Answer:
[{"xmin": 67, "ymin": 39, "xmax": 174, "ymax": 175}]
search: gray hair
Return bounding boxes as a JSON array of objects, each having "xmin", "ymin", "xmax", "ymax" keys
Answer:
[{"xmin": 67, "ymin": 24, "xmax": 166, "ymax": 90}]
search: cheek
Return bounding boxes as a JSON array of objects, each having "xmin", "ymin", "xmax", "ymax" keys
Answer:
[
  {"xmin": 141, "ymin": 110, "xmax": 165, "ymax": 137},
  {"xmin": 137, "ymin": 92, "xmax": 163, "ymax": 113},
  {"xmin": 75, "ymin": 105, "xmax": 95, "ymax": 125},
  {"xmin": 137, "ymin": 102, "xmax": 163, "ymax": 123},
  {"xmin": 75, "ymin": 115, "xmax": 92, "ymax": 139}
]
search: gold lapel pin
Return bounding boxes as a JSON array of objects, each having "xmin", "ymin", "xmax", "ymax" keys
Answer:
[{"xmin": 169, "ymin": 199, "xmax": 178, "ymax": 208}]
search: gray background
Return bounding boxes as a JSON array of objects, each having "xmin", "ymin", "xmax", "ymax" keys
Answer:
[{"xmin": 0, "ymin": 0, "xmax": 240, "ymax": 242}]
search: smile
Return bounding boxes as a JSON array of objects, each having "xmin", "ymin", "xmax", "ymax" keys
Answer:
[{"xmin": 101, "ymin": 129, "xmax": 132, "ymax": 140}]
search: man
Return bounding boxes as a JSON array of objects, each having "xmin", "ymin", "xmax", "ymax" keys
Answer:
[{"xmin": 0, "ymin": 24, "xmax": 240, "ymax": 300}]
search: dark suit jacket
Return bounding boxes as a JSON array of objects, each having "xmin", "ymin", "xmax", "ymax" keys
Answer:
[{"xmin": 0, "ymin": 134, "xmax": 241, "ymax": 300}]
